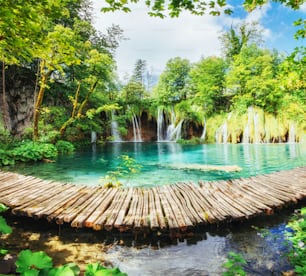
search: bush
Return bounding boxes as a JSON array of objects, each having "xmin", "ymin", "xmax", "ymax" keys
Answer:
[
  {"xmin": 0, "ymin": 149, "xmax": 14, "ymax": 166},
  {"xmin": 286, "ymin": 208, "xmax": 306, "ymax": 275},
  {"xmin": 177, "ymin": 137, "xmax": 202, "ymax": 145},
  {"xmin": 55, "ymin": 140, "xmax": 75, "ymax": 154},
  {"xmin": 11, "ymin": 141, "xmax": 58, "ymax": 162}
]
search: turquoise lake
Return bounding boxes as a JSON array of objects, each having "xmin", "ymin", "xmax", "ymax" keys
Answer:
[
  {"xmin": 7, "ymin": 142, "xmax": 306, "ymax": 187},
  {"xmin": 4, "ymin": 142, "xmax": 306, "ymax": 275}
]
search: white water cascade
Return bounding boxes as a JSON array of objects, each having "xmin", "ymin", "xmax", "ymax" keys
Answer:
[
  {"xmin": 200, "ymin": 118, "xmax": 207, "ymax": 141},
  {"xmin": 111, "ymin": 111, "xmax": 122, "ymax": 142},
  {"xmin": 91, "ymin": 131, "xmax": 97, "ymax": 144},
  {"xmin": 166, "ymin": 119, "xmax": 184, "ymax": 141},
  {"xmin": 131, "ymin": 114, "xmax": 142, "ymax": 142},
  {"xmin": 157, "ymin": 107, "xmax": 165, "ymax": 141},
  {"xmin": 242, "ymin": 107, "xmax": 262, "ymax": 143},
  {"xmin": 288, "ymin": 123, "xmax": 296, "ymax": 143},
  {"xmin": 215, "ymin": 122, "xmax": 228, "ymax": 143}
]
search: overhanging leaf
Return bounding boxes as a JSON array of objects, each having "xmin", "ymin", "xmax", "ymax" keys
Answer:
[{"xmin": 16, "ymin": 250, "xmax": 53, "ymax": 273}]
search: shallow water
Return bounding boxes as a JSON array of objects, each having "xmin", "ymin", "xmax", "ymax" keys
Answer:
[
  {"xmin": 6, "ymin": 142, "xmax": 306, "ymax": 187},
  {"xmin": 106, "ymin": 210, "xmax": 296, "ymax": 275},
  {"xmin": 3, "ymin": 143, "xmax": 306, "ymax": 275}
]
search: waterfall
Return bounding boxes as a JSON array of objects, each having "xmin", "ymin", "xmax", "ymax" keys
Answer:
[
  {"xmin": 253, "ymin": 112, "xmax": 260, "ymax": 143},
  {"xmin": 111, "ymin": 111, "xmax": 122, "ymax": 142},
  {"xmin": 131, "ymin": 114, "xmax": 142, "ymax": 142},
  {"xmin": 157, "ymin": 107, "xmax": 164, "ymax": 141},
  {"xmin": 215, "ymin": 122, "xmax": 228, "ymax": 143},
  {"xmin": 288, "ymin": 123, "xmax": 296, "ymax": 143},
  {"xmin": 91, "ymin": 131, "xmax": 97, "ymax": 144},
  {"xmin": 166, "ymin": 119, "xmax": 184, "ymax": 141},
  {"xmin": 200, "ymin": 118, "xmax": 206, "ymax": 141},
  {"xmin": 242, "ymin": 107, "xmax": 252, "ymax": 143}
]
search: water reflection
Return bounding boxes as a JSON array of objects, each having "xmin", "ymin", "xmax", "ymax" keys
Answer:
[
  {"xmin": 105, "ymin": 210, "xmax": 295, "ymax": 276},
  {"xmin": 4, "ymin": 143, "xmax": 306, "ymax": 187}
]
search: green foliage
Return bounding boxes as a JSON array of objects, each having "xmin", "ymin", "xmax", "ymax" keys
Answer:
[
  {"xmin": 100, "ymin": 155, "xmax": 142, "ymax": 187},
  {"xmin": 0, "ymin": 203, "xmax": 12, "ymax": 235},
  {"xmin": 85, "ymin": 263, "xmax": 127, "ymax": 276},
  {"xmin": 188, "ymin": 56, "xmax": 227, "ymax": 115},
  {"xmin": 286, "ymin": 208, "xmax": 306, "ymax": 275},
  {"xmin": 102, "ymin": 0, "xmax": 306, "ymax": 18},
  {"xmin": 0, "ymin": 149, "xmax": 15, "ymax": 166},
  {"xmin": 153, "ymin": 57, "xmax": 191, "ymax": 104},
  {"xmin": 16, "ymin": 250, "xmax": 53, "ymax": 275},
  {"xmin": 177, "ymin": 137, "xmax": 202, "ymax": 145},
  {"xmin": 55, "ymin": 140, "xmax": 75, "ymax": 154},
  {"xmin": 0, "ymin": 204, "xmax": 11, "ymax": 258},
  {"xmin": 222, "ymin": 252, "xmax": 247, "ymax": 276},
  {"xmin": 11, "ymin": 142, "xmax": 58, "ymax": 162}
]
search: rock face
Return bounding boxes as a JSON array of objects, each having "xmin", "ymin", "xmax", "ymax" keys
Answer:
[{"xmin": 0, "ymin": 65, "xmax": 35, "ymax": 135}]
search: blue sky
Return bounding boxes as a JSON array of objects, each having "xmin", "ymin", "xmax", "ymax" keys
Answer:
[{"xmin": 92, "ymin": 0, "xmax": 305, "ymax": 80}]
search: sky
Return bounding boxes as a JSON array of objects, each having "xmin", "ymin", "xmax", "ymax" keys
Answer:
[{"xmin": 91, "ymin": 0, "xmax": 306, "ymax": 80}]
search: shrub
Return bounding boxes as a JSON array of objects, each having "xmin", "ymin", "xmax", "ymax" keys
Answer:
[
  {"xmin": 11, "ymin": 141, "xmax": 58, "ymax": 162},
  {"xmin": 0, "ymin": 149, "xmax": 14, "ymax": 166},
  {"xmin": 55, "ymin": 140, "xmax": 75, "ymax": 154},
  {"xmin": 286, "ymin": 208, "xmax": 306, "ymax": 275}
]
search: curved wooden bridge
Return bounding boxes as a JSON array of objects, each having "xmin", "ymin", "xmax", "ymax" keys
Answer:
[{"xmin": 0, "ymin": 167, "xmax": 305, "ymax": 234}]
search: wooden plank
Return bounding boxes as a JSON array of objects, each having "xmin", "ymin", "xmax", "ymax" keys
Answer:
[
  {"xmin": 91, "ymin": 188, "xmax": 123, "ymax": 230},
  {"xmin": 19, "ymin": 185, "xmax": 81, "ymax": 218},
  {"xmin": 73, "ymin": 188, "xmax": 116, "ymax": 228},
  {"xmin": 148, "ymin": 188, "xmax": 159, "ymax": 230},
  {"xmin": 56, "ymin": 186, "xmax": 101, "ymax": 224},
  {"xmin": 104, "ymin": 188, "xmax": 129, "ymax": 231},
  {"xmin": 142, "ymin": 189, "xmax": 150, "ymax": 228},
  {"xmin": 3, "ymin": 180, "xmax": 57, "ymax": 206},
  {"xmin": 134, "ymin": 188, "xmax": 144, "ymax": 230},
  {"xmin": 11, "ymin": 183, "xmax": 71, "ymax": 215},
  {"xmin": 114, "ymin": 188, "xmax": 134, "ymax": 231},
  {"xmin": 176, "ymin": 183, "xmax": 208, "ymax": 224},
  {"xmin": 122, "ymin": 188, "xmax": 139, "ymax": 230},
  {"xmin": 164, "ymin": 184, "xmax": 194, "ymax": 230},
  {"xmin": 151, "ymin": 187, "xmax": 167, "ymax": 230},
  {"xmin": 156, "ymin": 186, "xmax": 179, "ymax": 230}
]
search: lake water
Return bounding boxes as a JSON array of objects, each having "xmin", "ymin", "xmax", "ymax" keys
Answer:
[
  {"xmin": 4, "ymin": 142, "xmax": 306, "ymax": 275},
  {"xmin": 6, "ymin": 142, "xmax": 306, "ymax": 187}
]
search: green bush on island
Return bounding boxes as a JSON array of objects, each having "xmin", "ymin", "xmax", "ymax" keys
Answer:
[{"xmin": 55, "ymin": 140, "xmax": 75, "ymax": 154}]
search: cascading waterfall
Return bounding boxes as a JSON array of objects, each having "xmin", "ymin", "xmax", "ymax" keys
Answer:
[
  {"xmin": 91, "ymin": 131, "xmax": 97, "ymax": 144},
  {"xmin": 242, "ymin": 107, "xmax": 252, "ymax": 143},
  {"xmin": 157, "ymin": 107, "xmax": 165, "ymax": 141},
  {"xmin": 253, "ymin": 112, "xmax": 260, "ymax": 143},
  {"xmin": 215, "ymin": 122, "xmax": 228, "ymax": 143},
  {"xmin": 131, "ymin": 113, "xmax": 142, "ymax": 142},
  {"xmin": 288, "ymin": 123, "xmax": 296, "ymax": 143},
  {"xmin": 200, "ymin": 118, "xmax": 206, "ymax": 141},
  {"xmin": 167, "ymin": 119, "xmax": 184, "ymax": 141},
  {"xmin": 111, "ymin": 111, "xmax": 122, "ymax": 142}
]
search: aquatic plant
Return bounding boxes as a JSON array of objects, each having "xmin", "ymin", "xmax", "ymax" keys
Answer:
[
  {"xmin": 0, "ymin": 203, "xmax": 12, "ymax": 256},
  {"xmin": 100, "ymin": 155, "xmax": 142, "ymax": 187},
  {"xmin": 222, "ymin": 252, "xmax": 247, "ymax": 276},
  {"xmin": 286, "ymin": 208, "xmax": 306, "ymax": 275}
]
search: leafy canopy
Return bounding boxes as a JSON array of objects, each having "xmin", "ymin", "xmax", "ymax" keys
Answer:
[{"xmin": 101, "ymin": 0, "xmax": 305, "ymax": 18}]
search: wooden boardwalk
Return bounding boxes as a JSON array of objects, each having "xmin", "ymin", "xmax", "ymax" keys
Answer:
[{"xmin": 0, "ymin": 167, "xmax": 305, "ymax": 234}]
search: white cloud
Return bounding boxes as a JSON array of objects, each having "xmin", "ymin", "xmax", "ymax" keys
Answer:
[
  {"xmin": 300, "ymin": 3, "xmax": 306, "ymax": 12},
  {"xmin": 92, "ymin": 0, "xmax": 223, "ymax": 79}
]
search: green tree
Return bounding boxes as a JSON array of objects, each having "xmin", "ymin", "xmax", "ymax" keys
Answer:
[
  {"xmin": 226, "ymin": 45, "xmax": 280, "ymax": 112},
  {"xmin": 188, "ymin": 56, "xmax": 227, "ymax": 116},
  {"xmin": 33, "ymin": 25, "xmax": 81, "ymax": 140},
  {"xmin": 154, "ymin": 57, "xmax": 191, "ymax": 104},
  {"xmin": 101, "ymin": 0, "xmax": 304, "ymax": 18},
  {"xmin": 220, "ymin": 22, "xmax": 263, "ymax": 62}
]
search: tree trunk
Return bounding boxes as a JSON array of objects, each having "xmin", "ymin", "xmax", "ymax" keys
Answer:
[
  {"xmin": 1, "ymin": 61, "xmax": 10, "ymax": 130},
  {"xmin": 33, "ymin": 60, "xmax": 51, "ymax": 141}
]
